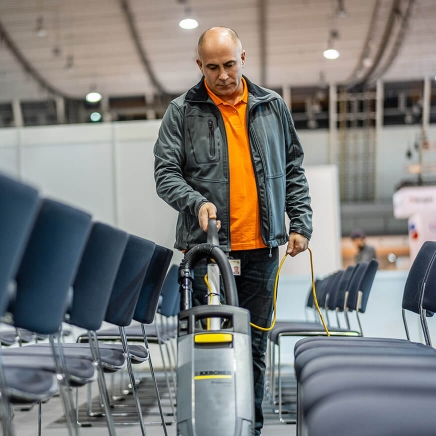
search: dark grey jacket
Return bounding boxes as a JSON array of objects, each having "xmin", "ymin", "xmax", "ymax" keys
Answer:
[{"xmin": 154, "ymin": 76, "xmax": 312, "ymax": 251}]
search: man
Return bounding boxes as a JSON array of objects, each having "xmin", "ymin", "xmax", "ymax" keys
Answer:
[
  {"xmin": 154, "ymin": 27, "xmax": 312, "ymax": 434},
  {"xmin": 350, "ymin": 229, "xmax": 377, "ymax": 262}
]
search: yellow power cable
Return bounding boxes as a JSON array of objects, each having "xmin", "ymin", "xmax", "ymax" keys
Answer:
[{"xmin": 203, "ymin": 247, "xmax": 330, "ymax": 336}]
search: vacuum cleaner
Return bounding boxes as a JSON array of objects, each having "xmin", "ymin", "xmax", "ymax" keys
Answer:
[{"xmin": 177, "ymin": 219, "xmax": 255, "ymax": 436}]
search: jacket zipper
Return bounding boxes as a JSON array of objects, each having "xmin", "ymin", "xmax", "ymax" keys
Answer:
[
  {"xmin": 248, "ymin": 107, "xmax": 271, "ymax": 250},
  {"xmin": 208, "ymin": 120, "xmax": 215, "ymax": 158}
]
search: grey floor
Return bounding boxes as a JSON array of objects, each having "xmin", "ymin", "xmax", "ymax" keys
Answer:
[{"xmin": 11, "ymin": 370, "xmax": 296, "ymax": 436}]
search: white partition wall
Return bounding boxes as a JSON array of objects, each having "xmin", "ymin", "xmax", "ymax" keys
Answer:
[
  {"xmin": 278, "ymin": 165, "xmax": 342, "ymax": 277},
  {"xmin": 0, "ymin": 121, "xmax": 341, "ymax": 271}
]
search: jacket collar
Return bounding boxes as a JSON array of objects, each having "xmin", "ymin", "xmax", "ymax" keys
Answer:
[{"xmin": 185, "ymin": 75, "xmax": 270, "ymax": 103}]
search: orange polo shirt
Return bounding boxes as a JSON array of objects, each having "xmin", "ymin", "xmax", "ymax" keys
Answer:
[{"xmin": 205, "ymin": 78, "xmax": 266, "ymax": 250}]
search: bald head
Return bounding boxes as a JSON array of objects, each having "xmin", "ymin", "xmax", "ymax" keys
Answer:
[
  {"xmin": 195, "ymin": 26, "xmax": 245, "ymax": 103},
  {"xmin": 197, "ymin": 27, "xmax": 242, "ymax": 59}
]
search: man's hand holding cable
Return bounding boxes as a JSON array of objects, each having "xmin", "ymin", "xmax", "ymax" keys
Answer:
[
  {"xmin": 198, "ymin": 202, "xmax": 221, "ymax": 233},
  {"xmin": 286, "ymin": 232, "xmax": 308, "ymax": 257}
]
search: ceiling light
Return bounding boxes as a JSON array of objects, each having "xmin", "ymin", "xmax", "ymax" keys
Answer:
[
  {"xmin": 363, "ymin": 57, "xmax": 373, "ymax": 67},
  {"xmin": 336, "ymin": 0, "xmax": 347, "ymax": 18},
  {"xmin": 323, "ymin": 29, "xmax": 340, "ymax": 60},
  {"xmin": 323, "ymin": 48, "xmax": 340, "ymax": 60},
  {"xmin": 179, "ymin": 18, "xmax": 198, "ymax": 29},
  {"xmin": 90, "ymin": 112, "xmax": 102, "ymax": 122},
  {"xmin": 35, "ymin": 17, "xmax": 47, "ymax": 37},
  {"xmin": 86, "ymin": 92, "xmax": 102, "ymax": 103},
  {"xmin": 65, "ymin": 55, "xmax": 74, "ymax": 72}
]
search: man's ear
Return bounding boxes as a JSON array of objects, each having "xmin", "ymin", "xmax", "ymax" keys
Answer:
[
  {"xmin": 196, "ymin": 58, "xmax": 203, "ymax": 73},
  {"xmin": 241, "ymin": 50, "xmax": 246, "ymax": 66}
]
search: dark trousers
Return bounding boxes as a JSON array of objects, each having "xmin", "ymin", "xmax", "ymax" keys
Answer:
[{"xmin": 192, "ymin": 247, "xmax": 279, "ymax": 435}]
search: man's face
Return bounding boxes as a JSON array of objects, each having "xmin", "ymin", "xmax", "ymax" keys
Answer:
[
  {"xmin": 196, "ymin": 36, "xmax": 245, "ymax": 101},
  {"xmin": 352, "ymin": 237, "xmax": 365, "ymax": 250}
]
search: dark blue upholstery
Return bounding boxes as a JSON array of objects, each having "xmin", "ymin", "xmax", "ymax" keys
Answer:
[
  {"xmin": 324, "ymin": 270, "xmax": 343, "ymax": 310},
  {"xmin": 133, "ymin": 244, "xmax": 173, "ymax": 324},
  {"xmin": 13, "ymin": 199, "xmax": 92, "ymax": 334},
  {"xmin": 402, "ymin": 241, "xmax": 436, "ymax": 314},
  {"xmin": 334, "ymin": 264, "xmax": 356, "ymax": 311},
  {"xmin": 358, "ymin": 258, "xmax": 379, "ymax": 313},
  {"xmin": 104, "ymin": 235, "xmax": 155, "ymax": 326},
  {"xmin": 0, "ymin": 173, "xmax": 39, "ymax": 315},
  {"xmin": 344, "ymin": 262, "xmax": 368, "ymax": 311},
  {"xmin": 157, "ymin": 264, "xmax": 180, "ymax": 317},
  {"xmin": 69, "ymin": 222, "xmax": 129, "ymax": 331},
  {"xmin": 307, "ymin": 389, "xmax": 436, "ymax": 436},
  {"xmin": 421, "ymin": 244, "xmax": 436, "ymax": 313}
]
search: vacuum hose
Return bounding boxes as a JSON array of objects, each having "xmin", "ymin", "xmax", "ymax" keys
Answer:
[{"xmin": 179, "ymin": 220, "xmax": 238, "ymax": 311}]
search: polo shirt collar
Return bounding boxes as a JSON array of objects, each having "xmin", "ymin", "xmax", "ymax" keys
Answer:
[{"xmin": 204, "ymin": 77, "xmax": 248, "ymax": 106}]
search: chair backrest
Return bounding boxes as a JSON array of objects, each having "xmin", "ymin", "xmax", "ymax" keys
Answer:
[
  {"xmin": 402, "ymin": 241, "xmax": 436, "ymax": 315},
  {"xmin": 0, "ymin": 173, "xmax": 40, "ymax": 315},
  {"xmin": 306, "ymin": 280, "xmax": 320, "ymax": 309},
  {"xmin": 344, "ymin": 262, "xmax": 368, "ymax": 312},
  {"xmin": 420, "ymin": 246, "xmax": 436, "ymax": 315},
  {"xmin": 133, "ymin": 244, "xmax": 173, "ymax": 325},
  {"xmin": 157, "ymin": 264, "xmax": 180, "ymax": 317},
  {"xmin": 317, "ymin": 272, "xmax": 340, "ymax": 308},
  {"xmin": 105, "ymin": 235, "xmax": 155, "ymax": 327},
  {"xmin": 13, "ymin": 199, "xmax": 92, "ymax": 334},
  {"xmin": 69, "ymin": 222, "xmax": 129, "ymax": 331},
  {"xmin": 357, "ymin": 258, "xmax": 379, "ymax": 313},
  {"xmin": 334, "ymin": 265, "xmax": 355, "ymax": 312},
  {"xmin": 325, "ymin": 270, "xmax": 344, "ymax": 310}
]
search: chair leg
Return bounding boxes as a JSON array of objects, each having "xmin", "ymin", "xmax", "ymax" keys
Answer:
[
  {"xmin": 271, "ymin": 340, "xmax": 277, "ymax": 410},
  {"xmin": 156, "ymin": 329, "xmax": 176, "ymax": 413},
  {"xmin": 141, "ymin": 325, "xmax": 169, "ymax": 434},
  {"xmin": 49, "ymin": 332, "xmax": 79, "ymax": 436},
  {"xmin": 119, "ymin": 327, "xmax": 148, "ymax": 436},
  {"xmin": 0, "ymin": 348, "xmax": 15, "ymax": 436},
  {"xmin": 38, "ymin": 401, "xmax": 42, "ymax": 436},
  {"xmin": 88, "ymin": 330, "xmax": 117, "ymax": 436}
]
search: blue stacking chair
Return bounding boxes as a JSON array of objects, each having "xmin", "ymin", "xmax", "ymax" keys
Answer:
[
  {"xmin": 3, "ymin": 222, "xmax": 129, "ymax": 435},
  {"xmin": 268, "ymin": 262, "xmax": 373, "ymax": 423},
  {"xmin": 0, "ymin": 173, "xmax": 42, "ymax": 435},
  {"xmin": 295, "ymin": 244, "xmax": 436, "ymax": 435},
  {"xmin": 102, "ymin": 235, "xmax": 156, "ymax": 436},
  {"xmin": 84, "ymin": 259, "xmax": 179, "ymax": 424},
  {"xmin": 67, "ymin": 222, "xmax": 129, "ymax": 435},
  {"xmin": 7, "ymin": 198, "xmax": 92, "ymax": 436}
]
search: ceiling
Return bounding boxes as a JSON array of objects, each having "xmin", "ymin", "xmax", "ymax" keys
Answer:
[{"xmin": 0, "ymin": 0, "xmax": 435, "ymax": 103}]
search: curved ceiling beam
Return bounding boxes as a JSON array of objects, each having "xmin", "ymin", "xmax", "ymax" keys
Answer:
[
  {"xmin": 120, "ymin": 0, "xmax": 168, "ymax": 96},
  {"xmin": 344, "ymin": 0, "xmax": 382, "ymax": 87},
  {"xmin": 345, "ymin": 0, "xmax": 415, "ymax": 88},
  {"xmin": 368, "ymin": 0, "xmax": 415, "ymax": 82},
  {"xmin": 0, "ymin": 20, "xmax": 76, "ymax": 100}
]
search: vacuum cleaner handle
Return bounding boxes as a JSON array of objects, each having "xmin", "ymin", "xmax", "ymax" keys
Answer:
[{"xmin": 207, "ymin": 218, "xmax": 219, "ymax": 246}]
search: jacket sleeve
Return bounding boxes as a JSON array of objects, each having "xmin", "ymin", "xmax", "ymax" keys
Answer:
[
  {"xmin": 154, "ymin": 102, "xmax": 208, "ymax": 217},
  {"xmin": 283, "ymin": 103, "xmax": 313, "ymax": 241}
]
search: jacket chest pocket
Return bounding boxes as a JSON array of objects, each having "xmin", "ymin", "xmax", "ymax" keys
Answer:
[{"xmin": 186, "ymin": 115, "xmax": 222, "ymax": 164}]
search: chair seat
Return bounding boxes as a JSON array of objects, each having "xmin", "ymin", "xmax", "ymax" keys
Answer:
[
  {"xmin": 3, "ymin": 344, "xmax": 127, "ymax": 371},
  {"xmin": 307, "ymin": 389, "xmax": 436, "ymax": 436},
  {"xmin": 4, "ymin": 366, "xmax": 58, "ymax": 403},
  {"xmin": 294, "ymin": 343, "xmax": 436, "ymax": 379},
  {"xmin": 77, "ymin": 324, "xmax": 170, "ymax": 343},
  {"xmin": 269, "ymin": 322, "xmax": 359, "ymax": 344},
  {"xmin": 0, "ymin": 329, "xmax": 35, "ymax": 346},
  {"xmin": 1, "ymin": 353, "xmax": 95, "ymax": 386}
]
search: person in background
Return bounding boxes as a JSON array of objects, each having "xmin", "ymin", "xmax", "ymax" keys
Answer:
[
  {"xmin": 350, "ymin": 229, "xmax": 377, "ymax": 262},
  {"xmin": 154, "ymin": 26, "xmax": 312, "ymax": 435}
]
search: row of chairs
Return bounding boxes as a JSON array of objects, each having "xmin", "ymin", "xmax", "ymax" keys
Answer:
[
  {"xmin": 295, "ymin": 240, "xmax": 436, "ymax": 435},
  {"xmin": 267, "ymin": 258, "xmax": 379, "ymax": 423},
  {"xmin": 0, "ymin": 171, "xmax": 179, "ymax": 436}
]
